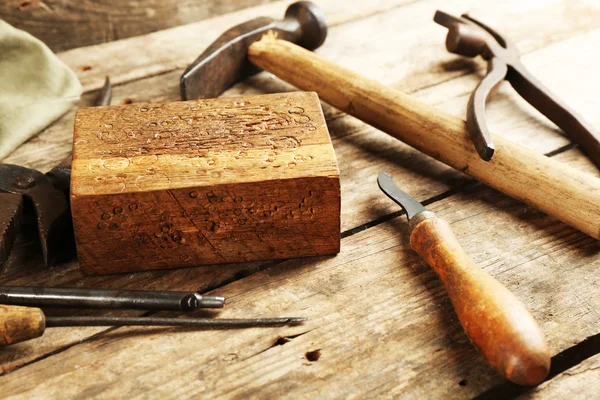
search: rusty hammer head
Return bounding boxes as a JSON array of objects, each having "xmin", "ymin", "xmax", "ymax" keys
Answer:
[{"xmin": 180, "ymin": 1, "xmax": 327, "ymax": 100}]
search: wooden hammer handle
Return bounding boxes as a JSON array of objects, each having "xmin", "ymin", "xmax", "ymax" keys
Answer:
[
  {"xmin": 248, "ymin": 37, "xmax": 600, "ymax": 239},
  {"xmin": 410, "ymin": 216, "xmax": 550, "ymax": 385}
]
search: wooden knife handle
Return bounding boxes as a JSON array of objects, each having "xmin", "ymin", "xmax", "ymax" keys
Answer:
[
  {"xmin": 248, "ymin": 37, "xmax": 600, "ymax": 239},
  {"xmin": 0, "ymin": 305, "xmax": 46, "ymax": 346},
  {"xmin": 409, "ymin": 216, "xmax": 550, "ymax": 385}
]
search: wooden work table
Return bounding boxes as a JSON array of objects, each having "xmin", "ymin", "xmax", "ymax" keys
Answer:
[{"xmin": 1, "ymin": 0, "xmax": 599, "ymax": 398}]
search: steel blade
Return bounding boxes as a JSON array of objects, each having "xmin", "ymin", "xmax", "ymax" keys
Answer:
[{"xmin": 377, "ymin": 171, "xmax": 426, "ymax": 220}]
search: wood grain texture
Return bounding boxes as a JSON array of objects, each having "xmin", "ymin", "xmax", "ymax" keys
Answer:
[
  {"xmin": 0, "ymin": 257, "xmax": 271, "ymax": 374},
  {"xmin": 1, "ymin": 0, "xmax": 277, "ymax": 52},
  {"xmin": 7, "ymin": 0, "xmax": 600, "ymax": 173},
  {"xmin": 0, "ymin": 0, "xmax": 599, "ymax": 396},
  {"xmin": 1, "ymin": 0, "xmax": 599, "ymax": 379},
  {"xmin": 6, "ymin": 1, "xmax": 600, "ymax": 236},
  {"xmin": 518, "ymin": 353, "xmax": 600, "ymax": 399},
  {"xmin": 1, "ymin": 170, "xmax": 599, "ymax": 398},
  {"xmin": 0, "ymin": 305, "xmax": 45, "ymax": 346},
  {"xmin": 410, "ymin": 215, "xmax": 550, "ymax": 385},
  {"xmin": 56, "ymin": 0, "xmax": 415, "ymax": 92},
  {"xmin": 247, "ymin": 37, "xmax": 600, "ymax": 239},
  {"xmin": 71, "ymin": 92, "xmax": 340, "ymax": 274}
]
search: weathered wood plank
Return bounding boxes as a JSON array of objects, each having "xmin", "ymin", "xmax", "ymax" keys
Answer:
[
  {"xmin": 56, "ymin": 0, "xmax": 416, "ymax": 92},
  {"xmin": 1, "ymin": 0, "xmax": 599, "ymax": 394},
  {"xmin": 6, "ymin": 0, "xmax": 600, "ymax": 171},
  {"xmin": 1, "ymin": 0, "xmax": 278, "ymax": 53},
  {"xmin": 0, "ymin": 0, "xmax": 450, "ymax": 375},
  {"xmin": 1, "ymin": 146, "xmax": 598, "ymax": 398},
  {"xmin": 518, "ymin": 353, "xmax": 600, "ymax": 399},
  {"xmin": 1, "ymin": 0, "xmax": 597, "ymax": 270},
  {"xmin": 1, "ymin": 133, "xmax": 590, "ymax": 379},
  {"xmin": 54, "ymin": 0, "xmax": 600, "ymax": 93},
  {"xmin": 5, "ymin": 24, "xmax": 600, "ymax": 235},
  {"xmin": 0, "ymin": 240, "xmax": 280, "ymax": 374}
]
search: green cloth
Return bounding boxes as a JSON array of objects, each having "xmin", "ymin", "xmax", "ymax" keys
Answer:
[{"xmin": 0, "ymin": 19, "xmax": 82, "ymax": 160}]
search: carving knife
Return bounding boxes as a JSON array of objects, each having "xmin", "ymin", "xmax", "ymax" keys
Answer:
[{"xmin": 377, "ymin": 170, "xmax": 550, "ymax": 386}]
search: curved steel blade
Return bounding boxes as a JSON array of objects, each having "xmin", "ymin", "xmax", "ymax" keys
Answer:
[{"xmin": 377, "ymin": 171, "xmax": 426, "ymax": 221}]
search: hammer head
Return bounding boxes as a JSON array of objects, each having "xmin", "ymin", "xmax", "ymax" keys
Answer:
[{"xmin": 180, "ymin": 1, "xmax": 327, "ymax": 100}]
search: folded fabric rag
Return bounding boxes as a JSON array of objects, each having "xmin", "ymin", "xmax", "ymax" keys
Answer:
[{"xmin": 0, "ymin": 19, "xmax": 82, "ymax": 160}]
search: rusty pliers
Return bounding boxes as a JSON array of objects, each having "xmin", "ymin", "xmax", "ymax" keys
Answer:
[
  {"xmin": 0, "ymin": 78, "xmax": 112, "ymax": 266},
  {"xmin": 434, "ymin": 11, "xmax": 600, "ymax": 166}
]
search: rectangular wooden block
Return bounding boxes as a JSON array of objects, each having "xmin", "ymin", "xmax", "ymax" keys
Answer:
[{"xmin": 71, "ymin": 92, "xmax": 340, "ymax": 275}]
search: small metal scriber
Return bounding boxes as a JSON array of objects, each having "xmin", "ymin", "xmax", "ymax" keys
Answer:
[
  {"xmin": 45, "ymin": 316, "xmax": 307, "ymax": 328},
  {"xmin": 0, "ymin": 303, "xmax": 308, "ymax": 346}
]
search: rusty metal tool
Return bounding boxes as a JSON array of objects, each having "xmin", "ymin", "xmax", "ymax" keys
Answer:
[
  {"xmin": 434, "ymin": 11, "xmax": 600, "ymax": 164},
  {"xmin": 180, "ymin": 1, "xmax": 600, "ymax": 240},
  {"xmin": 0, "ymin": 304, "xmax": 306, "ymax": 346},
  {"xmin": 180, "ymin": 1, "xmax": 326, "ymax": 100},
  {"xmin": 0, "ymin": 77, "xmax": 112, "ymax": 266},
  {"xmin": 0, "ymin": 286, "xmax": 225, "ymax": 310},
  {"xmin": 377, "ymin": 171, "xmax": 550, "ymax": 386}
]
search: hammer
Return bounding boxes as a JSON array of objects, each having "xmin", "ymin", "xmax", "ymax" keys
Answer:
[{"xmin": 180, "ymin": 1, "xmax": 600, "ymax": 240}]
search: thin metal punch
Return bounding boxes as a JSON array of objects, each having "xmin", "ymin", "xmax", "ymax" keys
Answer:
[{"xmin": 0, "ymin": 286, "xmax": 225, "ymax": 311}]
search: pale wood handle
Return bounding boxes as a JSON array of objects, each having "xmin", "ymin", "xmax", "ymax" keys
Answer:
[
  {"xmin": 0, "ymin": 305, "xmax": 46, "ymax": 346},
  {"xmin": 248, "ymin": 37, "xmax": 600, "ymax": 239},
  {"xmin": 410, "ymin": 217, "xmax": 550, "ymax": 385}
]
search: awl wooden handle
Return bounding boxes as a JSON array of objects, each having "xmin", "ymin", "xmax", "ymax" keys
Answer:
[
  {"xmin": 410, "ymin": 216, "xmax": 550, "ymax": 385},
  {"xmin": 248, "ymin": 37, "xmax": 600, "ymax": 239},
  {"xmin": 0, "ymin": 304, "xmax": 46, "ymax": 346}
]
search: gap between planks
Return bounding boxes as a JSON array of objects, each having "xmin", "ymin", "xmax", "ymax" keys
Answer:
[
  {"xmin": 2, "ymin": 40, "xmax": 596, "ymax": 382},
  {"xmin": 0, "ymin": 141, "xmax": 587, "ymax": 381},
  {"xmin": 475, "ymin": 332, "xmax": 600, "ymax": 399},
  {"xmin": 2, "ymin": 0, "xmax": 599, "ymax": 392}
]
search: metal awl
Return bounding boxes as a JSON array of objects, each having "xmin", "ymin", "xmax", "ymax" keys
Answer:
[
  {"xmin": 0, "ymin": 303, "xmax": 307, "ymax": 346},
  {"xmin": 46, "ymin": 316, "xmax": 307, "ymax": 328}
]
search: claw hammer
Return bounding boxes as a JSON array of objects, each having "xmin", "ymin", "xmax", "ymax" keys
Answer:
[{"xmin": 181, "ymin": 1, "xmax": 600, "ymax": 239}]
